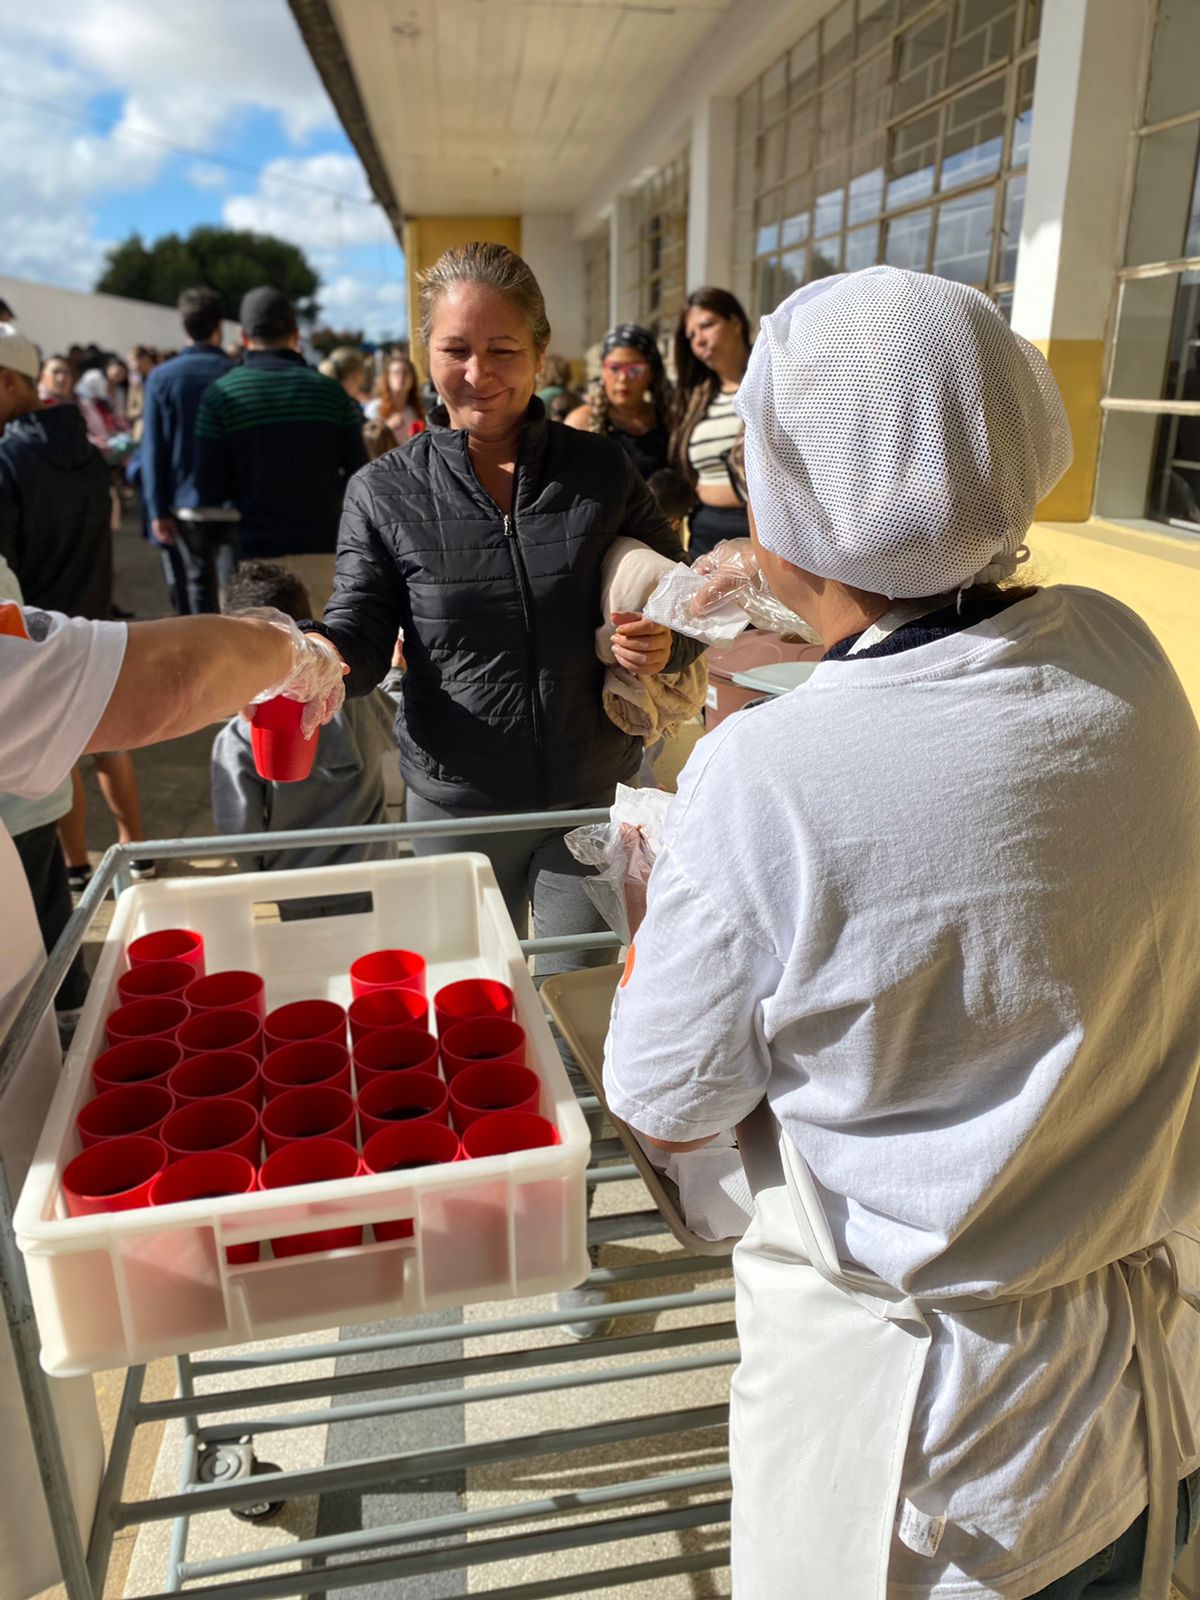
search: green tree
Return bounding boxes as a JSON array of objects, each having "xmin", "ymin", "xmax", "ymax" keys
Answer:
[
  {"xmin": 97, "ymin": 227, "xmax": 321, "ymax": 323},
  {"xmin": 309, "ymin": 326, "xmax": 366, "ymax": 357}
]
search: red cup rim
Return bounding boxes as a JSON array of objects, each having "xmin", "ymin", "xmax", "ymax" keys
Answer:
[
  {"xmin": 349, "ymin": 949, "xmax": 426, "ymax": 988},
  {"xmin": 167, "ymin": 1051, "xmax": 259, "ymax": 1099},
  {"xmin": 177, "ymin": 1011, "xmax": 261, "ymax": 1049},
  {"xmin": 117, "ymin": 960, "xmax": 197, "ymax": 1000},
  {"xmin": 434, "ymin": 978, "xmax": 514, "ymax": 1023},
  {"xmin": 462, "ymin": 1111, "xmax": 559, "ymax": 1159},
  {"xmin": 182, "ymin": 970, "xmax": 265, "ymax": 1009},
  {"xmin": 107, "ymin": 996, "xmax": 191, "ymax": 1040},
  {"xmin": 261, "ymin": 1085, "xmax": 355, "ymax": 1139},
  {"xmin": 161, "ymin": 1097, "xmax": 258, "ymax": 1156},
  {"xmin": 262, "ymin": 1040, "xmax": 350, "ymax": 1089},
  {"xmin": 440, "ymin": 1017, "xmax": 526, "ymax": 1066},
  {"xmin": 449, "ymin": 1061, "xmax": 539, "ymax": 1114},
  {"xmin": 150, "ymin": 1151, "xmax": 257, "ymax": 1206},
  {"xmin": 93, "ymin": 1038, "xmax": 183, "ymax": 1088},
  {"xmin": 259, "ymin": 1136, "xmax": 360, "ymax": 1189},
  {"xmin": 357, "ymin": 1069, "xmax": 448, "ymax": 1120},
  {"xmin": 264, "ymin": 999, "xmax": 347, "ymax": 1043},
  {"xmin": 77, "ymin": 1083, "xmax": 174, "ymax": 1140},
  {"xmin": 63, "ymin": 1135, "xmax": 167, "ymax": 1202},
  {"xmin": 348, "ymin": 988, "xmax": 428, "ymax": 1026},
  {"xmin": 352, "ymin": 1025, "xmax": 438, "ymax": 1074},
  {"xmin": 362, "ymin": 1121, "xmax": 460, "ymax": 1174},
  {"xmin": 127, "ymin": 929, "xmax": 203, "ymax": 965}
]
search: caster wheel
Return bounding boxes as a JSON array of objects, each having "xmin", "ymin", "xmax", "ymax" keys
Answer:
[{"xmin": 198, "ymin": 1440, "xmax": 286, "ymax": 1523}]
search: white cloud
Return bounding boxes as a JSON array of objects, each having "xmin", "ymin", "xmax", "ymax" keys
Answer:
[
  {"xmin": 186, "ymin": 162, "xmax": 229, "ymax": 191},
  {"xmin": 222, "ymin": 154, "xmax": 395, "ymax": 257},
  {"xmin": 315, "ymin": 273, "xmax": 409, "ymax": 341}
]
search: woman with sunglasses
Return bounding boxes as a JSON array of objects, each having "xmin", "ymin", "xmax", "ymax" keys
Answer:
[{"xmin": 565, "ymin": 324, "xmax": 672, "ymax": 480}]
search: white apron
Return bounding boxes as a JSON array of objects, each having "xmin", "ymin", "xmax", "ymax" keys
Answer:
[
  {"xmin": 0, "ymin": 827, "xmax": 103, "ymax": 1599},
  {"xmin": 731, "ymin": 1102, "xmax": 1200, "ymax": 1600}
]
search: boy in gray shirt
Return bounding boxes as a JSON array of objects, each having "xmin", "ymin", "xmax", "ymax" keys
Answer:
[{"xmin": 212, "ymin": 562, "xmax": 401, "ymax": 910}]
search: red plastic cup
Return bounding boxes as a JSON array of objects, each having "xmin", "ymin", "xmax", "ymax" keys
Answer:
[
  {"xmin": 352, "ymin": 1026, "xmax": 439, "ymax": 1087},
  {"xmin": 348, "ymin": 987, "xmax": 429, "ymax": 1044},
  {"xmin": 250, "ymin": 695, "xmax": 318, "ymax": 783},
  {"xmin": 261, "ymin": 1085, "xmax": 356, "ymax": 1155},
  {"xmin": 62, "ymin": 1136, "xmax": 167, "ymax": 1215},
  {"xmin": 448, "ymin": 1062, "xmax": 540, "ymax": 1134},
  {"xmin": 433, "ymin": 978, "xmax": 514, "ymax": 1037},
  {"xmin": 258, "ymin": 1138, "xmax": 362, "ymax": 1256},
  {"xmin": 440, "ymin": 1018, "xmax": 526, "ymax": 1083},
  {"xmin": 105, "ymin": 996, "xmax": 190, "ymax": 1048},
  {"xmin": 461, "ymin": 1111, "xmax": 559, "ymax": 1159},
  {"xmin": 362, "ymin": 1121, "xmax": 460, "ymax": 1239},
  {"xmin": 263, "ymin": 999, "xmax": 346, "ymax": 1054},
  {"xmin": 76, "ymin": 1083, "xmax": 175, "ymax": 1149},
  {"xmin": 357, "ymin": 1070, "xmax": 449, "ymax": 1141},
  {"xmin": 167, "ymin": 1051, "xmax": 260, "ymax": 1108},
  {"xmin": 182, "ymin": 970, "xmax": 267, "ymax": 1022},
  {"xmin": 161, "ymin": 1097, "xmax": 261, "ymax": 1164},
  {"xmin": 116, "ymin": 960, "xmax": 197, "ymax": 1006},
  {"xmin": 262, "ymin": 1041, "xmax": 351, "ymax": 1100},
  {"xmin": 92, "ymin": 1037, "xmax": 182, "ymax": 1094},
  {"xmin": 149, "ymin": 1152, "xmax": 260, "ymax": 1263},
  {"xmin": 349, "ymin": 949, "xmax": 426, "ymax": 999},
  {"xmin": 177, "ymin": 1008, "xmax": 263, "ymax": 1061},
  {"xmin": 126, "ymin": 928, "xmax": 205, "ymax": 974}
]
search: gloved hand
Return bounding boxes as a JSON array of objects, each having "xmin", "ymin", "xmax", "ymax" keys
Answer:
[
  {"xmin": 236, "ymin": 608, "xmax": 349, "ymax": 738},
  {"xmin": 690, "ymin": 539, "xmax": 819, "ymax": 642}
]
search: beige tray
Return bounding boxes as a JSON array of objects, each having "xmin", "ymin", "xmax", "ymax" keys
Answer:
[{"xmin": 540, "ymin": 965, "xmax": 737, "ymax": 1257}]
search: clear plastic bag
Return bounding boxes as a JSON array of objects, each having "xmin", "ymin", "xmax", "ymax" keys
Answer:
[
  {"xmin": 642, "ymin": 542, "xmax": 821, "ymax": 646},
  {"xmin": 641, "ymin": 564, "xmax": 749, "ymax": 645},
  {"xmin": 565, "ymin": 784, "xmax": 673, "ymax": 945}
]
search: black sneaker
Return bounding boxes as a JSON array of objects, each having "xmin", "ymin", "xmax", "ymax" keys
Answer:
[
  {"xmin": 66, "ymin": 864, "xmax": 92, "ymax": 894},
  {"xmin": 128, "ymin": 859, "xmax": 157, "ymax": 882}
]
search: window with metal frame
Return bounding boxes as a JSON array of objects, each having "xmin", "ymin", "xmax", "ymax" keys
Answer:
[
  {"xmin": 583, "ymin": 226, "xmax": 612, "ymax": 355},
  {"xmin": 625, "ymin": 150, "xmax": 690, "ymax": 344},
  {"xmin": 1098, "ymin": 0, "xmax": 1200, "ymax": 537},
  {"xmin": 730, "ymin": 0, "xmax": 1041, "ymax": 327}
]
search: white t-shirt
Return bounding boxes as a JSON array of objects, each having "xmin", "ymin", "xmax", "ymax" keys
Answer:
[
  {"xmin": 605, "ymin": 586, "xmax": 1200, "ymax": 1598},
  {"xmin": 0, "ymin": 603, "xmax": 125, "ymax": 1599}
]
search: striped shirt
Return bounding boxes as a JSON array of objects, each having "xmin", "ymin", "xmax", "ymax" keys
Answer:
[{"xmin": 688, "ymin": 388, "xmax": 741, "ymax": 487}]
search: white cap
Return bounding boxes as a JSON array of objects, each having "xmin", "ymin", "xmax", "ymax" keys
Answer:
[
  {"xmin": 0, "ymin": 324, "xmax": 40, "ymax": 383},
  {"xmin": 735, "ymin": 267, "xmax": 1073, "ymax": 599}
]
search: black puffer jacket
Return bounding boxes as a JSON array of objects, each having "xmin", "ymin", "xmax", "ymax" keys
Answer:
[{"xmin": 316, "ymin": 400, "xmax": 702, "ymax": 811}]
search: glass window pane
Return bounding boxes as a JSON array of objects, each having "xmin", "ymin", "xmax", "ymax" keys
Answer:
[
  {"xmin": 940, "ymin": 77, "xmax": 1006, "ymax": 192},
  {"xmin": 787, "ymin": 102, "xmax": 817, "ymax": 175},
  {"xmin": 1024, "ymin": 0, "xmax": 1041, "ymax": 45},
  {"xmin": 779, "ymin": 247, "xmax": 808, "ymax": 297},
  {"xmin": 931, "ymin": 187, "xmax": 996, "ymax": 285},
  {"xmin": 845, "ymin": 224, "xmax": 881, "ymax": 271},
  {"xmin": 885, "ymin": 207, "xmax": 933, "ymax": 271},
  {"xmin": 859, "ymin": 0, "xmax": 896, "ymax": 55},
  {"xmin": 895, "ymin": 11, "xmax": 948, "ymax": 115},
  {"xmin": 1144, "ymin": 0, "xmax": 1200, "ymax": 126},
  {"xmin": 1108, "ymin": 272, "xmax": 1188, "ymax": 400},
  {"xmin": 849, "ymin": 141, "xmax": 886, "ymax": 223},
  {"xmin": 763, "ymin": 59, "xmax": 788, "ymax": 127},
  {"xmin": 1011, "ymin": 60, "xmax": 1036, "ymax": 167},
  {"xmin": 733, "ymin": 208, "xmax": 754, "ymax": 269},
  {"xmin": 759, "ymin": 120, "xmax": 786, "ymax": 189},
  {"xmin": 947, "ymin": 0, "xmax": 1017, "ymax": 90},
  {"xmin": 995, "ymin": 288, "xmax": 1014, "ymax": 321},
  {"xmin": 853, "ymin": 49, "xmax": 892, "ymax": 141},
  {"xmin": 1146, "ymin": 272, "xmax": 1200, "ymax": 528},
  {"xmin": 781, "ymin": 175, "xmax": 813, "ymax": 246},
  {"xmin": 819, "ymin": 76, "xmax": 852, "ymax": 162},
  {"xmin": 1188, "ymin": 158, "xmax": 1200, "ymax": 259},
  {"xmin": 790, "ymin": 32, "xmax": 819, "ymax": 105},
  {"xmin": 811, "ymin": 239, "xmax": 843, "ymax": 280},
  {"xmin": 1124, "ymin": 124, "xmax": 1200, "ymax": 266},
  {"xmin": 999, "ymin": 172, "xmax": 1025, "ymax": 282},
  {"xmin": 755, "ymin": 188, "xmax": 782, "ymax": 255},
  {"xmin": 737, "ymin": 84, "xmax": 760, "ymax": 146},
  {"xmin": 757, "ymin": 256, "xmax": 782, "ymax": 320},
  {"xmin": 814, "ymin": 158, "xmax": 846, "ymax": 237},
  {"xmin": 888, "ymin": 111, "xmax": 939, "ymax": 208},
  {"xmin": 821, "ymin": 0, "xmax": 854, "ymax": 81}
]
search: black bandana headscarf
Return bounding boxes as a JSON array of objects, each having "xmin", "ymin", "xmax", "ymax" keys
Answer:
[{"xmin": 602, "ymin": 323, "xmax": 664, "ymax": 383}]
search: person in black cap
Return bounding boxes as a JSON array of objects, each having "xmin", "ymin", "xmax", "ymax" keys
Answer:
[{"xmin": 194, "ymin": 286, "xmax": 366, "ymax": 613}]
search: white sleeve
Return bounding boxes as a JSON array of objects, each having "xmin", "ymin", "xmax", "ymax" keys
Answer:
[
  {"xmin": 0, "ymin": 608, "xmax": 128, "ymax": 798},
  {"xmin": 603, "ymin": 833, "xmax": 781, "ymax": 1144}
]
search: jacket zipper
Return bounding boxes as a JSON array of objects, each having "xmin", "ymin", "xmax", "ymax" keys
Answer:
[{"xmin": 501, "ymin": 491, "xmax": 548, "ymax": 799}]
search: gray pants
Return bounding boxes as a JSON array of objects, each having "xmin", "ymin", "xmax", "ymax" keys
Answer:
[{"xmin": 405, "ymin": 792, "xmax": 615, "ymax": 976}]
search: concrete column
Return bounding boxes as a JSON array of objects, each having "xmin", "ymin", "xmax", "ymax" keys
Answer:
[
  {"xmin": 612, "ymin": 192, "xmax": 640, "ymax": 326},
  {"xmin": 519, "ymin": 214, "xmax": 584, "ymax": 360},
  {"xmin": 687, "ymin": 96, "xmax": 737, "ymax": 293},
  {"xmin": 1010, "ymin": 0, "xmax": 1151, "ymax": 521}
]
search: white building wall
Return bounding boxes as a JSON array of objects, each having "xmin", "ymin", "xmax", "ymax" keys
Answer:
[
  {"xmin": 0, "ymin": 275, "xmax": 239, "ymax": 361},
  {"xmin": 519, "ymin": 215, "xmax": 585, "ymax": 360}
]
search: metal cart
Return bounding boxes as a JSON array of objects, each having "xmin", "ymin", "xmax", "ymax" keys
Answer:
[{"xmin": 0, "ymin": 814, "xmax": 735, "ymax": 1599}]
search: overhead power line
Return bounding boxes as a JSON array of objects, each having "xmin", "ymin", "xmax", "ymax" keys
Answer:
[{"xmin": 0, "ymin": 85, "xmax": 380, "ymax": 206}]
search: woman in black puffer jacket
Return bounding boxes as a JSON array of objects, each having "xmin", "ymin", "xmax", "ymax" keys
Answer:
[{"xmin": 309, "ymin": 243, "xmax": 701, "ymax": 972}]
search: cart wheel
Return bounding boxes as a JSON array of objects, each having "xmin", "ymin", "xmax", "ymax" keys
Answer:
[{"xmin": 198, "ymin": 1440, "xmax": 286, "ymax": 1523}]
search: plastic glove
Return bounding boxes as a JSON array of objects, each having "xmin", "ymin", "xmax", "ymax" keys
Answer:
[
  {"xmin": 690, "ymin": 539, "xmax": 819, "ymax": 642},
  {"xmin": 237, "ymin": 608, "xmax": 348, "ymax": 738}
]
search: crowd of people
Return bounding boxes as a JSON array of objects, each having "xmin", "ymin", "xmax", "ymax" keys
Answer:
[{"xmin": 5, "ymin": 243, "xmax": 1200, "ymax": 1600}]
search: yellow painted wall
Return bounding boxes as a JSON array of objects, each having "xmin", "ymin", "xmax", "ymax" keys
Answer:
[
  {"xmin": 402, "ymin": 216, "xmax": 522, "ymax": 367},
  {"xmin": 1031, "ymin": 339, "xmax": 1107, "ymax": 523},
  {"xmin": 1028, "ymin": 518, "xmax": 1200, "ymax": 725}
]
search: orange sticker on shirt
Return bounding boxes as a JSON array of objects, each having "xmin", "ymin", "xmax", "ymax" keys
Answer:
[
  {"xmin": 620, "ymin": 943, "xmax": 636, "ymax": 988},
  {"xmin": 0, "ymin": 603, "xmax": 29, "ymax": 640}
]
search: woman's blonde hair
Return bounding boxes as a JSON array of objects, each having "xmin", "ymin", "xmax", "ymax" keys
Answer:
[{"xmin": 419, "ymin": 242, "xmax": 550, "ymax": 353}]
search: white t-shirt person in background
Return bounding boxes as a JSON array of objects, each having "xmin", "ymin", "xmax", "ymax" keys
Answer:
[
  {"xmin": 605, "ymin": 268, "xmax": 1200, "ymax": 1599},
  {"xmin": 0, "ymin": 602, "xmax": 344, "ymax": 1599}
]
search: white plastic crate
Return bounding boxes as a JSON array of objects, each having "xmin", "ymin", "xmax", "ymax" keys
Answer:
[{"xmin": 15, "ymin": 854, "xmax": 591, "ymax": 1376}]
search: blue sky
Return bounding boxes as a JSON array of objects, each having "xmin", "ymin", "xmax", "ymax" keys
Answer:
[{"xmin": 0, "ymin": 1, "xmax": 408, "ymax": 338}]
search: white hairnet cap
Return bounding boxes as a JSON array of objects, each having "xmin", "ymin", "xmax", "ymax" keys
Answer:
[{"xmin": 736, "ymin": 267, "xmax": 1073, "ymax": 598}]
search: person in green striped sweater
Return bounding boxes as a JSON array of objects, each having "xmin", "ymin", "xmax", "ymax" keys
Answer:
[{"xmin": 194, "ymin": 286, "xmax": 366, "ymax": 614}]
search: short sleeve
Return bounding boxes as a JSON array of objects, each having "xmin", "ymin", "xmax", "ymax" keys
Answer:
[{"xmin": 0, "ymin": 607, "xmax": 127, "ymax": 797}]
